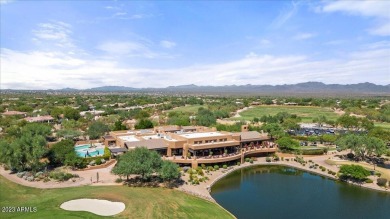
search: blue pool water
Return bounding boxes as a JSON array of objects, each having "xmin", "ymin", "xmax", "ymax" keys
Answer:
[{"xmin": 75, "ymin": 144, "xmax": 105, "ymax": 158}]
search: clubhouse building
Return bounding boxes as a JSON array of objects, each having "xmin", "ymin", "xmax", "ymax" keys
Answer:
[{"xmin": 104, "ymin": 125, "xmax": 277, "ymax": 168}]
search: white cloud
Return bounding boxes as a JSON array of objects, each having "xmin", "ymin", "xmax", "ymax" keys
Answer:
[
  {"xmin": 160, "ymin": 40, "xmax": 176, "ymax": 49},
  {"xmin": 113, "ymin": 12, "xmax": 127, "ymax": 17},
  {"xmin": 97, "ymin": 41, "xmax": 161, "ymax": 58},
  {"xmin": 324, "ymin": 40, "xmax": 346, "ymax": 46},
  {"xmin": 320, "ymin": 1, "xmax": 390, "ymax": 36},
  {"xmin": 105, "ymin": 6, "xmax": 121, "ymax": 10},
  {"xmin": 1, "ymin": 41, "xmax": 389, "ymax": 89},
  {"xmin": 130, "ymin": 14, "xmax": 151, "ymax": 19},
  {"xmin": 32, "ymin": 21, "xmax": 74, "ymax": 48},
  {"xmin": 259, "ymin": 39, "xmax": 271, "ymax": 46},
  {"xmin": 107, "ymin": 12, "xmax": 154, "ymax": 20},
  {"xmin": 271, "ymin": 1, "xmax": 300, "ymax": 28},
  {"xmin": 293, "ymin": 33, "xmax": 316, "ymax": 40}
]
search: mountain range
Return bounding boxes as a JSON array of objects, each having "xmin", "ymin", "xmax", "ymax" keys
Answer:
[{"xmin": 2, "ymin": 82, "xmax": 390, "ymax": 96}]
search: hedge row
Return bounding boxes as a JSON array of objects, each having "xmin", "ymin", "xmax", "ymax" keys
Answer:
[{"xmin": 300, "ymin": 148, "xmax": 327, "ymax": 155}]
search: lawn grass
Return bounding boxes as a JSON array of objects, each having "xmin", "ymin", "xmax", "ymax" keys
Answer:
[
  {"xmin": 0, "ymin": 176, "xmax": 233, "ymax": 219},
  {"xmin": 167, "ymin": 105, "xmax": 206, "ymax": 114},
  {"xmin": 374, "ymin": 122, "xmax": 390, "ymax": 130},
  {"xmin": 231, "ymin": 105, "xmax": 339, "ymax": 123}
]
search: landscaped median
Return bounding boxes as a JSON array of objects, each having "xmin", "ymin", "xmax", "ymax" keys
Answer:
[{"xmin": 0, "ymin": 175, "xmax": 234, "ymax": 219}]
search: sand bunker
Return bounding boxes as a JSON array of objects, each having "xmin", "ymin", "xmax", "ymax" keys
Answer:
[{"xmin": 60, "ymin": 199, "xmax": 125, "ymax": 216}]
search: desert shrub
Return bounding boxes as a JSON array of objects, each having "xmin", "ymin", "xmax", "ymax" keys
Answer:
[
  {"xmin": 365, "ymin": 179, "xmax": 373, "ymax": 183},
  {"xmin": 16, "ymin": 172, "xmax": 26, "ymax": 178},
  {"xmin": 192, "ymin": 178, "xmax": 199, "ymax": 185},
  {"xmin": 281, "ymin": 157, "xmax": 284, "ymax": 161},
  {"xmin": 245, "ymin": 158, "xmax": 250, "ymax": 162},
  {"xmin": 207, "ymin": 166, "xmax": 214, "ymax": 171},
  {"xmin": 197, "ymin": 168, "xmax": 204, "ymax": 176},
  {"xmin": 249, "ymin": 158, "xmax": 254, "ymax": 164},
  {"xmin": 35, "ymin": 171, "xmax": 43, "ymax": 177},
  {"xmin": 214, "ymin": 165, "xmax": 219, "ymax": 170},
  {"xmin": 103, "ymin": 147, "xmax": 111, "ymax": 160},
  {"xmin": 375, "ymin": 172, "xmax": 382, "ymax": 177},
  {"xmin": 223, "ymin": 164, "xmax": 228, "ymax": 169},
  {"xmin": 201, "ymin": 164, "xmax": 206, "ymax": 169},
  {"xmin": 266, "ymin": 157, "xmax": 271, "ymax": 162},
  {"xmin": 347, "ymin": 153, "xmax": 355, "ymax": 159},
  {"xmin": 377, "ymin": 178, "xmax": 388, "ymax": 187},
  {"xmin": 301, "ymin": 148, "xmax": 325, "ymax": 155},
  {"xmin": 49, "ymin": 171, "xmax": 73, "ymax": 181},
  {"xmin": 27, "ymin": 176, "xmax": 34, "ymax": 182},
  {"xmin": 95, "ymin": 159, "xmax": 102, "ymax": 165},
  {"xmin": 237, "ymin": 162, "xmax": 241, "ymax": 166}
]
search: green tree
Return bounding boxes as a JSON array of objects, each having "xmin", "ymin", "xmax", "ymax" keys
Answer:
[
  {"xmin": 339, "ymin": 164, "xmax": 370, "ymax": 181},
  {"xmin": 196, "ymin": 108, "xmax": 216, "ymax": 127},
  {"xmin": 159, "ymin": 160, "xmax": 181, "ymax": 184},
  {"xmin": 276, "ymin": 136, "xmax": 299, "ymax": 151},
  {"xmin": 87, "ymin": 121, "xmax": 110, "ymax": 139},
  {"xmin": 0, "ymin": 132, "xmax": 47, "ymax": 172},
  {"xmin": 50, "ymin": 107, "xmax": 63, "ymax": 120},
  {"xmin": 64, "ymin": 152, "xmax": 85, "ymax": 169},
  {"xmin": 113, "ymin": 120, "xmax": 127, "ymax": 131},
  {"xmin": 322, "ymin": 134, "xmax": 337, "ymax": 144},
  {"xmin": 135, "ymin": 110, "xmax": 150, "ymax": 119},
  {"xmin": 336, "ymin": 134, "xmax": 386, "ymax": 159},
  {"xmin": 281, "ymin": 118, "xmax": 300, "ymax": 130},
  {"xmin": 63, "ymin": 107, "xmax": 80, "ymax": 120},
  {"xmin": 365, "ymin": 136, "xmax": 386, "ymax": 157},
  {"xmin": 368, "ymin": 127, "xmax": 390, "ymax": 142},
  {"xmin": 112, "ymin": 147, "xmax": 162, "ymax": 180},
  {"xmin": 49, "ymin": 139, "xmax": 74, "ymax": 166},
  {"xmin": 313, "ymin": 115, "xmax": 327, "ymax": 127},
  {"xmin": 135, "ymin": 119, "xmax": 154, "ymax": 129},
  {"xmin": 56, "ymin": 129, "xmax": 82, "ymax": 139},
  {"xmin": 261, "ymin": 123, "xmax": 285, "ymax": 139},
  {"xmin": 337, "ymin": 115, "xmax": 358, "ymax": 130},
  {"xmin": 22, "ymin": 123, "xmax": 51, "ymax": 138},
  {"xmin": 360, "ymin": 118, "xmax": 374, "ymax": 131}
]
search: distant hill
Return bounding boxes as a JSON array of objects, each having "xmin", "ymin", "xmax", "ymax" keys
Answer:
[
  {"xmin": 2, "ymin": 82, "xmax": 389, "ymax": 96},
  {"xmin": 85, "ymin": 86, "xmax": 138, "ymax": 92},
  {"xmin": 147, "ymin": 82, "xmax": 390, "ymax": 95}
]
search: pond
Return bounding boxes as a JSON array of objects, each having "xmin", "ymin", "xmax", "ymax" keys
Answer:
[{"xmin": 211, "ymin": 165, "xmax": 390, "ymax": 219}]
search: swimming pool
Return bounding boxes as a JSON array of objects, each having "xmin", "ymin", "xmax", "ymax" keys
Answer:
[{"xmin": 75, "ymin": 144, "xmax": 105, "ymax": 158}]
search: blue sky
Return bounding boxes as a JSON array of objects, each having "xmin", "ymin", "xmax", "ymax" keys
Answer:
[{"xmin": 1, "ymin": 0, "xmax": 389, "ymax": 89}]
